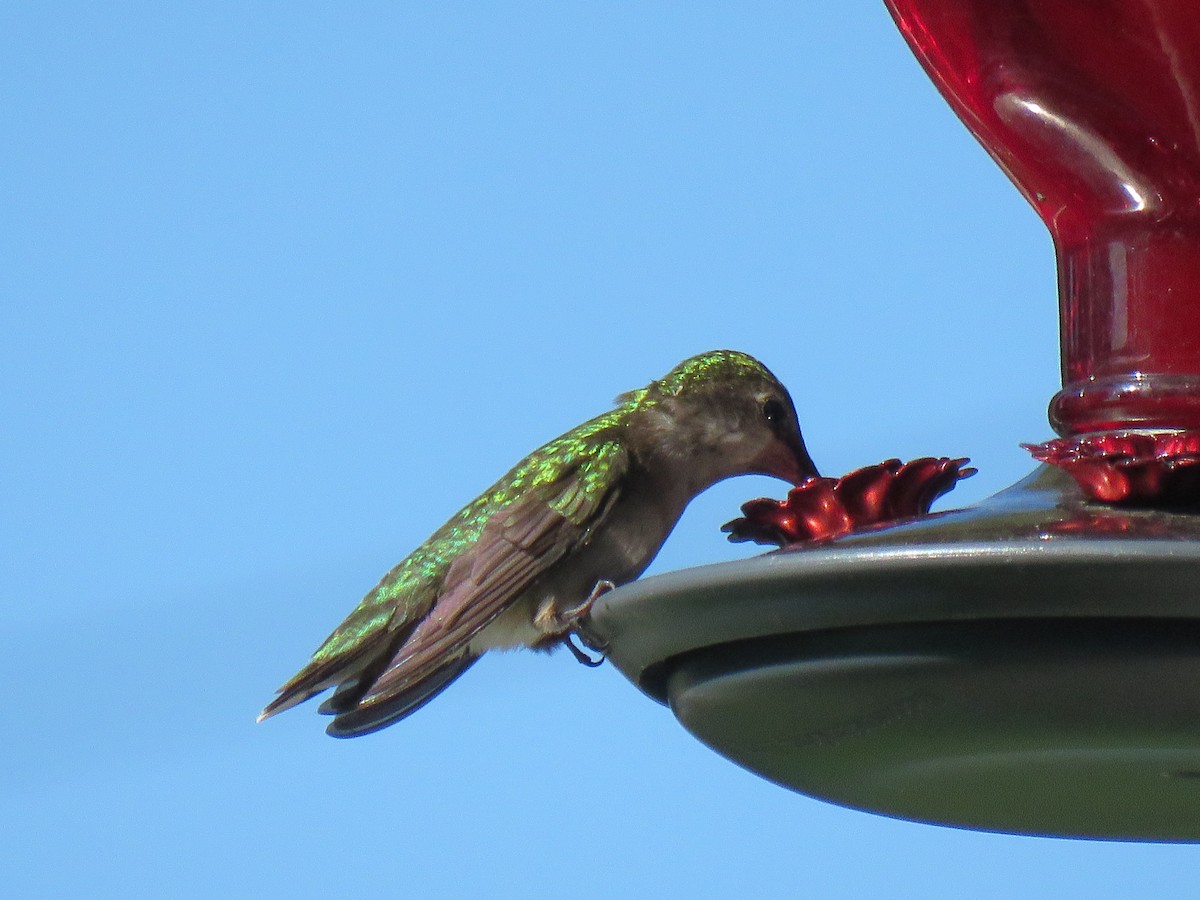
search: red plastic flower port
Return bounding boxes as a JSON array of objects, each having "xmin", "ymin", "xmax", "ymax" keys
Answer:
[
  {"xmin": 723, "ymin": 457, "xmax": 976, "ymax": 548},
  {"xmin": 1024, "ymin": 432, "xmax": 1200, "ymax": 506}
]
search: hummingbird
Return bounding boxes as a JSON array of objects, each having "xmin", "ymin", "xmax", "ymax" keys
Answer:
[{"xmin": 258, "ymin": 349, "xmax": 817, "ymax": 737}]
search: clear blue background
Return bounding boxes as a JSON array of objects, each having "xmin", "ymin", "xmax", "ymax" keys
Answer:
[{"xmin": 3, "ymin": 3, "xmax": 1193, "ymax": 897}]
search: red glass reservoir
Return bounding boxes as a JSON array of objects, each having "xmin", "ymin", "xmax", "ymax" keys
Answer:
[{"xmin": 884, "ymin": 0, "xmax": 1200, "ymax": 435}]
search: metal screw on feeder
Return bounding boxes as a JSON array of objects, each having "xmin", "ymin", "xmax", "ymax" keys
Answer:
[{"xmin": 589, "ymin": 0, "xmax": 1200, "ymax": 841}]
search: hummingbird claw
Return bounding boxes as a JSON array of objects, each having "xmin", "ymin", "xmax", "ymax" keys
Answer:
[
  {"xmin": 561, "ymin": 631, "xmax": 605, "ymax": 667},
  {"xmin": 563, "ymin": 588, "xmax": 610, "ymax": 667},
  {"xmin": 572, "ymin": 622, "xmax": 608, "ymax": 653}
]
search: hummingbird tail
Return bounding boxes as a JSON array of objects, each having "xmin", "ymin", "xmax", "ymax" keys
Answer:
[
  {"xmin": 324, "ymin": 652, "xmax": 479, "ymax": 738},
  {"xmin": 257, "ymin": 672, "xmax": 343, "ymax": 723},
  {"xmin": 257, "ymin": 639, "xmax": 389, "ymax": 724}
]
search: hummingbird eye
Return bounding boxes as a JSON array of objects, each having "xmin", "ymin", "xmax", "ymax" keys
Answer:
[{"xmin": 761, "ymin": 397, "xmax": 787, "ymax": 428}]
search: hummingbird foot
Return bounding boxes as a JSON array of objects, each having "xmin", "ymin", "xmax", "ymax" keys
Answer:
[{"xmin": 536, "ymin": 579, "xmax": 614, "ymax": 666}]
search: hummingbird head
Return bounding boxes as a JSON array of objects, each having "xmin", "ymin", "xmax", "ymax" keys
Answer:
[{"xmin": 630, "ymin": 350, "xmax": 819, "ymax": 490}]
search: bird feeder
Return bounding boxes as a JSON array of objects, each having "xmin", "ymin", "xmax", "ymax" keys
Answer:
[{"xmin": 592, "ymin": 0, "xmax": 1200, "ymax": 841}]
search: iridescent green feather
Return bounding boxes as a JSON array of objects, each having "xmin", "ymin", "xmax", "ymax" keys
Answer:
[{"xmin": 306, "ymin": 408, "xmax": 632, "ymax": 668}]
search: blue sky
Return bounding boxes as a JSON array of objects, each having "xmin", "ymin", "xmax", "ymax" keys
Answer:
[{"xmin": 3, "ymin": 3, "xmax": 1194, "ymax": 897}]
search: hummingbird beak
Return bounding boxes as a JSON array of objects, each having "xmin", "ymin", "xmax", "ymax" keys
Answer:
[
  {"xmin": 785, "ymin": 430, "xmax": 820, "ymax": 482},
  {"xmin": 755, "ymin": 428, "xmax": 820, "ymax": 485}
]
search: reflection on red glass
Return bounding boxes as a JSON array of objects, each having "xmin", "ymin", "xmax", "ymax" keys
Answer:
[
  {"xmin": 1025, "ymin": 431, "xmax": 1200, "ymax": 505},
  {"xmin": 884, "ymin": 0, "xmax": 1200, "ymax": 435}
]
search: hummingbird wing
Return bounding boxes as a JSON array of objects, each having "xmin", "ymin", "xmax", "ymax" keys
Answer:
[{"xmin": 323, "ymin": 438, "xmax": 630, "ymax": 737}]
